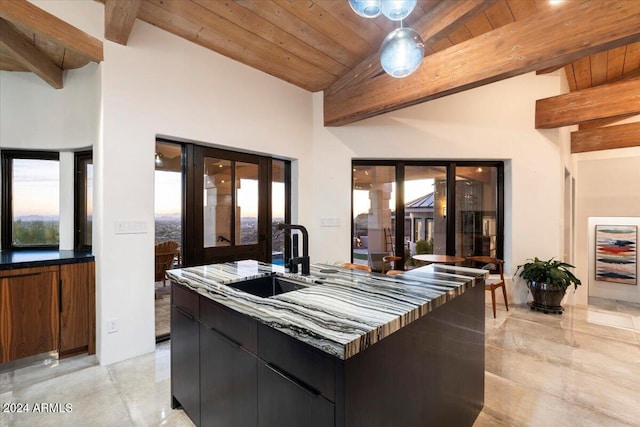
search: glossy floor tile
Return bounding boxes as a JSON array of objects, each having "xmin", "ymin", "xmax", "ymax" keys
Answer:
[{"xmin": 1, "ymin": 297, "xmax": 638, "ymax": 426}]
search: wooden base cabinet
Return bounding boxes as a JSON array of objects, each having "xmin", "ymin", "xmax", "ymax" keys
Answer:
[
  {"xmin": 0, "ymin": 266, "xmax": 60, "ymax": 363},
  {"xmin": 60, "ymin": 262, "xmax": 96, "ymax": 357},
  {"xmin": 0, "ymin": 261, "xmax": 95, "ymax": 364}
]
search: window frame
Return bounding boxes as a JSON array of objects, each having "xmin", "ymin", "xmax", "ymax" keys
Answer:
[
  {"xmin": 74, "ymin": 150, "xmax": 93, "ymax": 251},
  {"xmin": 351, "ymin": 159, "xmax": 504, "ymax": 267},
  {"xmin": 1, "ymin": 150, "xmax": 61, "ymax": 250}
]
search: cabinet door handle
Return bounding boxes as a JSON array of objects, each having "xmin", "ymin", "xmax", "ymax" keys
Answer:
[
  {"xmin": 175, "ymin": 306, "xmax": 194, "ymax": 321},
  {"xmin": 265, "ymin": 363, "xmax": 321, "ymax": 397},
  {"xmin": 210, "ymin": 327, "xmax": 241, "ymax": 348}
]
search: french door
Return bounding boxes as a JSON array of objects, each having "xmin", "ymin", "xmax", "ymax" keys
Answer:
[{"xmin": 184, "ymin": 146, "xmax": 272, "ymax": 266}]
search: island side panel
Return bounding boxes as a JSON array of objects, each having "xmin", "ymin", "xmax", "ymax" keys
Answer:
[{"xmin": 341, "ymin": 281, "xmax": 485, "ymax": 427}]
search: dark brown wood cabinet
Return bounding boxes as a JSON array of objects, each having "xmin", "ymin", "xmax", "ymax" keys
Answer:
[
  {"xmin": 0, "ymin": 260, "xmax": 95, "ymax": 364},
  {"xmin": 0, "ymin": 266, "xmax": 60, "ymax": 363},
  {"xmin": 60, "ymin": 262, "xmax": 96, "ymax": 357}
]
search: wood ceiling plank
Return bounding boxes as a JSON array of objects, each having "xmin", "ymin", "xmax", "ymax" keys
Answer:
[
  {"xmin": 0, "ymin": 0, "xmax": 103, "ymax": 62},
  {"xmin": 236, "ymin": 0, "xmax": 360, "ymax": 68},
  {"xmin": 325, "ymin": 0, "xmax": 640, "ymax": 126},
  {"xmin": 623, "ymin": 41, "xmax": 640, "ymax": 75},
  {"xmin": 272, "ymin": 0, "xmax": 376, "ymax": 57},
  {"xmin": 564, "ymin": 64, "xmax": 578, "ymax": 92},
  {"xmin": 429, "ymin": 36, "xmax": 454, "ymax": 52},
  {"xmin": 104, "ymin": 0, "xmax": 141, "ymax": 45},
  {"xmin": 463, "ymin": 9, "xmax": 494, "ymax": 36},
  {"xmin": 607, "ymin": 45, "xmax": 627, "ymax": 80},
  {"xmin": 0, "ymin": 18, "xmax": 62, "ymax": 88},
  {"xmin": 138, "ymin": 0, "xmax": 333, "ymax": 92},
  {"xmin": 325, "ymin": 0, "xmax": 496, "ymax": 96},
  {"xmin": 571, "ymin": 122, "xmax": 640, "ymax": 153},
  {"xmin": 535, "ymin": 78, "xmax": 640, "ymax": 128},
  {"xmin": 195, "ymin": 0, "xmax": 348, "ymax": 77},
  {"xmin": 483, "ymin": 0, "xmax": 515, "ymax": 28},
  {"xmin": 590, "ymin": 51, "xmax": 608, "ymax": 86},
  {"xmin": 572, "ymin": 56, "xmax": 592, "ymax": 90},
  {"xmin": 506, "ymin": 0, "xmax": 537, "ymax": 20}
]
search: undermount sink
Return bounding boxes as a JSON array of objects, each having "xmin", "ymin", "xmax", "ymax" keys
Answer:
[{"xmin": 226, "ymin": 275, "xmax": 307, "ymax": 298}]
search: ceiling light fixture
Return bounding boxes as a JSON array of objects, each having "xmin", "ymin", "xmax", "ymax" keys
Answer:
[{"xmin": 348, "ymin": 0, "xmax": 423, "ymax": 78}]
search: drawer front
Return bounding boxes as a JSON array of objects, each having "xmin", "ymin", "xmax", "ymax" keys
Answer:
[
  {"xmin": 258, "ymin": 362, "xmax": 334, "ymax": 427},
  {"xmin": 258, "ymin": 323, "xmax": 336, "ymax": 401},
  {"xmin": 171, "ymin": 283, "xmax": 199, "ymax": 318},
  {"xmin": 200, "ymin": 296, "xmax": 258, "ymax": 354}
]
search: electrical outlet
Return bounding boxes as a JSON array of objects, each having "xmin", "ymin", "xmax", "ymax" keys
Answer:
[{"xmin": 106, "ymin": 319, "xmax": 118, "ymax": 334}]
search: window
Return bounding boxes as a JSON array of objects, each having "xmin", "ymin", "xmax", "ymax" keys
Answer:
[
  {"xmin": 352, "ymin": 160, "xmax": 504, "ymax": 271},
  {"xmin": 2, "ymin": 151, "xmax": 60, "ymax": 249},
  {"xmin": 75, "ymin": 151, "xmax": 93, "ymax": 250},
  {"xmin": 271, "ymin": 159, "xmax": 290, "ymax": 266}
]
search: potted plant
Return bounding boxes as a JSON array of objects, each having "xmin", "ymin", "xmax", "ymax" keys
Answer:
[{"xmin": 515, "ymin": 257, "xmax": 581, "ymax": 314}]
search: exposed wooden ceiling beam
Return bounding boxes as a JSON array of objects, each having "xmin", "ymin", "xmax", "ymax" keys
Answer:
[
  {"xmin": 0, "ymin": 18, "xmax": 62, "ymax": 88},
  {"xmin": 104, "ymin": 0, "xmax": 141, "ymax": 45},
  {"xmin": 535, "ymin": 78, "xmax": 640, "ymax": 129},
  {"xmin": 571, "ymin": 122, "xmax": 640, "ymax": 153},
  {"xmin": 324, "ymin": 0, "xmax": 640, "ymax": 126},
  {"xmin": 325, "ymin": 0, "xmax": 497, "ymax": 97},
  {"xmin": 0, "ymin": 0, "xmax": 103, "ymax": 63}
]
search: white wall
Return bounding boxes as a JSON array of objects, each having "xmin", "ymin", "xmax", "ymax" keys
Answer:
[
  {"xmin": 574, "ymin": 148, "xmax": 640, "ymax": 304},
  {"xmin": 310, "ymin": 71, "xmax": 573, "ymax": 305},
  {"xmin": 1, "ymin": 0, "xmax": 575, "ymax": 365},
  {"xmin": 1, "ymin": 0, "xmax": 312, "ymax": 365}
]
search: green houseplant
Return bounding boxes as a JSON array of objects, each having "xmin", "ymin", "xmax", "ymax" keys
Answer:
[{"xmin": 515, "ymin": 257, "xmax": 581, "ymax": 314}]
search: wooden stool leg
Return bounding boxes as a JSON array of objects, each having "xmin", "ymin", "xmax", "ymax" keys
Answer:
[
  {"xmin": 491, "ymin": 288, "xmax": 497, "ymax": 318},
  {"xmin": 501, "ymin": 284, "xmax": 509, "ymax": 311}
]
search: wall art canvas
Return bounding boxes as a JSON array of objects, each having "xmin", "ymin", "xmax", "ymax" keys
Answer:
[{"xmin": 595, "ymin": 225, "xmax": 637, "ymax": 285}]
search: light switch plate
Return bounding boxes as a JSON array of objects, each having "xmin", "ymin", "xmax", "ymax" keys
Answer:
[
  {"xmin": 320, "ymin": 217, "xmax": 340, "ymax": 227},
  {"xmin": 115, "ymin": 220, "xmax": 148, "ymax": 234}
]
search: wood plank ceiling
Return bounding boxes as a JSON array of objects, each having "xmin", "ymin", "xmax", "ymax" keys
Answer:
[{"xmin": 1, "ymin": 0, "xmax": 639, "ymax": 153}]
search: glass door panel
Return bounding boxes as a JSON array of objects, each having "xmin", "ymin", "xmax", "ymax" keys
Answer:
[
  {"xmin": 404, "ymin": 166, "xmax": 447, "ymax": 269},
  {"xmin": 352, "ymin": 165, "xmax": 396, "ymax": 271},
  {"xmin": 454, "ymin": 166, "xmax": 498, "ymax": 258},
  {"xmin": 271, "ymin": 160, "xmax": 287, "ymax": 266},
  {"xmin": 236, "ymin": 162, "xmax": 259, "ymax": 245},
  {"xmin": 203, "ymin": 158, "xmax": 232, "ymax": 248}
]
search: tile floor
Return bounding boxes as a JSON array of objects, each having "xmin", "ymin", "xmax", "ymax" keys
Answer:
[{"xmin": 1, "ymin": 297, "xmax": 639, "ymax": 427}]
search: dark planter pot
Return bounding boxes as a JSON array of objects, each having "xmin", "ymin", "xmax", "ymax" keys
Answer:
[{"xmin": 528, "ymin": 281, "xmax": 566, "ymax": 314}]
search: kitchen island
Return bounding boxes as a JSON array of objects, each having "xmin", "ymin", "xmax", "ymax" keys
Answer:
[{"xmin": 167, "ymin": 261, "xmax": 487, "ymax": 427}]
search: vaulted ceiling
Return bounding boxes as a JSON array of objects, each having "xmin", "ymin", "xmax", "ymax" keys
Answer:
[{"xmin": 1, "ymin": 0, "xmax": 639, "ymax": 153}]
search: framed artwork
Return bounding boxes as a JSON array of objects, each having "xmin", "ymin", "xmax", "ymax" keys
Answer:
[{"xmin": 595, "ymin": 225, "xmax": 637, "ymax": 285}]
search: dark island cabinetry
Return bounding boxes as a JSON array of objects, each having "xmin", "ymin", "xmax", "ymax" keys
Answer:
[
  {"xmin": 170, "ymin": 262, "xmax": 485, "ymax": 427},
  {"xmin": 170, "ymin": 283, "xmax": 200, "ymax": 426}
]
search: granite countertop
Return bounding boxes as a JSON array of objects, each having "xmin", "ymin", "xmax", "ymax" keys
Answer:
[
  {"xmin": 166, "ymin": 260, "xmax": 487, "ymax": 360},
  {"xmin": 0, "ymin": 250, "xmax": 95, "ymax": 271}
]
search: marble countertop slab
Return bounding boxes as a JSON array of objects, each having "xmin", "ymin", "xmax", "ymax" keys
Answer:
[{"xmin": 166, "ymin": 261, "xmax": 487, "ymax": 360}]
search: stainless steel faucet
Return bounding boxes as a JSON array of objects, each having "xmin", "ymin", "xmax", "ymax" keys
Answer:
[{"xmin": 276, "ymin": 223, "xmax": 310, "ymax": 275}]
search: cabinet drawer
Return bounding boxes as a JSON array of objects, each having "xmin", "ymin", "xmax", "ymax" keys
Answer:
[
  {"xmin": 258, "ymin": 323, "xmax": 336, "ymax": 401},
  {"xmin": 200, "ymin": 297, "xmax": 257, "ymax": 354},
  {"xmin": 258, "ymin": 362, "xmax": 334, "ymax": 427},
  {"xmin": 171, "ymin": 283, "xmax": 199, "ymax": 318}
]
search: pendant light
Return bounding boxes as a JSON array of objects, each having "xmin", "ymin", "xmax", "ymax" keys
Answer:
[
  {"xmin": 381, "ymin": 0, "xmax": 417, "ymax": 21},
  {"xmin": 348, "ymin": 0, "xmax": 382, "ymax": 18},
  {"xmin": 348, "ymin": 0, "xmax": 424, "ymax": 78},
  {"xmin": 380, "ymin": 27, "xmax": 424, "ymax": 78}
]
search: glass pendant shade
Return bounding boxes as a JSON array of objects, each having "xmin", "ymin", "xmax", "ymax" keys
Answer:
[
  {"xmin": 380, "ymin": 27, "xmax": 424, "ymax": 78},
  {"xmin": 381, "ymin": 0, "xmax": 417, "ymax": 21},
  {"xmin": 348, "ymin": 0, "xmax": 382, "ymax": 18}
]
